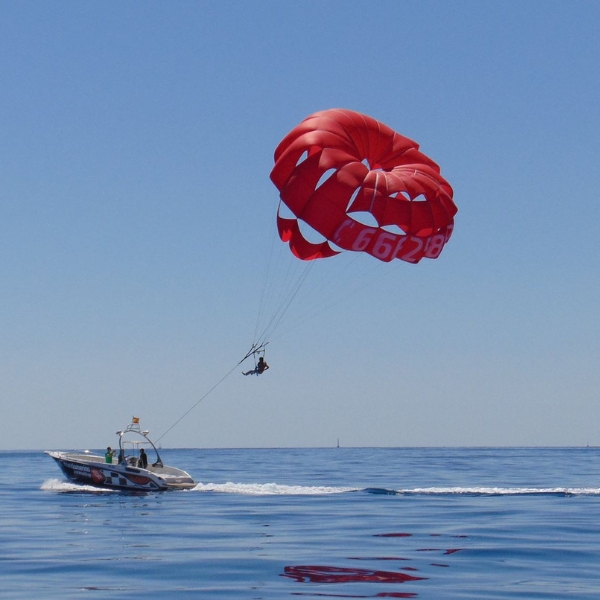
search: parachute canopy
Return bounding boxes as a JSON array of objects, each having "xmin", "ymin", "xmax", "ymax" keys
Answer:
[{"xmin": 270, "ymin": 109, "xmax": 457, "ymax": 264}]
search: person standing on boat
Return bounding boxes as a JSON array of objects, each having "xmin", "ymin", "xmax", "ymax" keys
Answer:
[
  {"xmin": 139, "ymin": 448, "xmax": 148, "ymax": 469},
  {"xmin": 105, "ymin": 447, "xmax": 116, "ymax": 463}
]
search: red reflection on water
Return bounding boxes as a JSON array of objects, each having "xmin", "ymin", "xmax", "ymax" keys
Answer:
[
  {"xmin": 282, "ymin": 565, "xmax": 426, "ymax": 584},
  {"xmin": 284, "ymin": 533, "xmax": 467, "ymax": 597}
]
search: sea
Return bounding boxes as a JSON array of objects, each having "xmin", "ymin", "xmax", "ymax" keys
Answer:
[{"xmin": 2, "ymin": 447, "xmax": 600, "ymax": 599}]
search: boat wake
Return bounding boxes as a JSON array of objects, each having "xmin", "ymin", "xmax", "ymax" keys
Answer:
[
  {"xmin": 192, "ymin": 484, "xmax": 600, "ymax": 497},
  {"xmin": 41, "ymin": 478, "xmax": 119, "ymax": 493},
  {"xmin": 190, "ymin": 482, "xmax": 358, "ymax": 495},
  {"xmin": 41, "ymin": 478, "xmax": 600, "ymax": 497},
  {"xmin": 365, "ymin": 486, "xmax": 600, "ymax": 497}
]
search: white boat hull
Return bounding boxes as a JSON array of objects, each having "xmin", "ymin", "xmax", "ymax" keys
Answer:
[{"xmin": 46, "ymin": 451, "xmax": 195, "ymax": 491}]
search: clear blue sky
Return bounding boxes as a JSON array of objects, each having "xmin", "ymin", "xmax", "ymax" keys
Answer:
[{"xmin": 1, "ymin": 1, "xmax": 599, "ymax": 450}]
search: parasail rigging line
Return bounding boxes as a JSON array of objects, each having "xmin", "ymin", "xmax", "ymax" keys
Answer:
[
  {"xmin": 239, "ymin": 341, "xmax": 269, "ymax": 364},
  {"xmin": 155, "ymin": 361, "xmax": 238, "ymax": 444},
  {"xmin": 246, "ymin": 200, "xmax": 317, "ymax": 351},
  {"xmin": 265, "ymin": 258, "xmax": 392, "ymax": 344},
  {"xmin": 252, "ymin": 211, "xmax": 279, "ymax": 346},
  {"xmin": 253, "ymin": 259, "xmax": 314, "ymax": 348},
  {"xmin": 247, "ymin": 217, "xmax": 397, "ymax": 351},
  {"xmin": 155, "ymin": 341, "xmax": 271, "ymax": 444}
]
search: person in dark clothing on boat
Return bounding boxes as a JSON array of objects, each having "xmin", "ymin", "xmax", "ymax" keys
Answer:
[
  {"xmin": 139, "ymin": 448, "xmax": 148, "ymax": 469},
  {"xmin": 243, "ymin": 356, "xmax": 269, "ymax": 376}
]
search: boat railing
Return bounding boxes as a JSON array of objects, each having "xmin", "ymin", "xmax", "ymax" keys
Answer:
[{"xmin": 116, "ymin": 419, "xmax": 164, "ymax": 469}]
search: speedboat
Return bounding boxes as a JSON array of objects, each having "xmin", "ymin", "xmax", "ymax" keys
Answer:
[{"xmin": 45, "ymin": 417, "xmax": 195, "ymax": 491}]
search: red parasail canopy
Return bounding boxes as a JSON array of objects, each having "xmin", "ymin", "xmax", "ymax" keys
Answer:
[{"xmin": 270, "ymin": 109, "xmax": 457, "ymax": 263}]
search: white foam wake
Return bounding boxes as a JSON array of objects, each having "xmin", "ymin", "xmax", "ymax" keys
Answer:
[
  {"xmin": 395, "ymin": 487, "xmax": 600, "ymax": 496},
  {"xmin": 42, "ymin": 479, "xmax": 600, "ymax": 497},
  {"xmin": 41, "ymin": 478, "xmax": 118, "ymax": 493},
  {"xmin": 190, "ymin": 482, "xmax": 358, "ymax": 495}
]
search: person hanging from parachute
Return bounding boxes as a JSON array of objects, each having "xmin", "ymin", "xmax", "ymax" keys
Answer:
[
  {"xmin": 240, "ymin": 343, "xmax": 270, "ymax": 376},
  {"xmin": 243, "ymin": 355, "xmax": 270, "ymax": 376}
]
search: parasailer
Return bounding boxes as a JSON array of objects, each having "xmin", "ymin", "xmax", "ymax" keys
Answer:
[
  {"xmin": 154, "ymin": 111, "xmax": 457, "ymax": 436},
  {"xmin": 244, "ymin": 109, "xmax": 457, "ymax": 378},
  {"xmin": 270, "ymin": 108, "xmax": 457, "ymax": 264},
  {"xmin": 243, "ymin": 356, "xmax": 269, "ymax": 376}
]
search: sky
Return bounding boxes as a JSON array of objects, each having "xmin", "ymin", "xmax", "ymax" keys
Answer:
[{"xmin": 1, "ymin": 1, "xmax": 599, "ymax": 450}]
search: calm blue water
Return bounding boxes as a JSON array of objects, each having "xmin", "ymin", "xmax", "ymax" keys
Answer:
[{"xmin": 2, "ymin": 447, "xmax": 600, "ymax": 599}]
